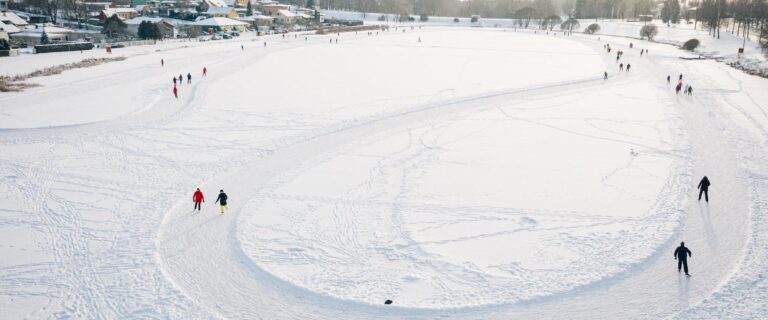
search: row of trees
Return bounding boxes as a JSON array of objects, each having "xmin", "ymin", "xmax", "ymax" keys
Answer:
[
  {"xmin": 13, "ymin": 0, "xmax": 90, "ymax": 27},
  {"xmin": 309, "ymin": 0, "xmax": 768, "ymax": 45}
]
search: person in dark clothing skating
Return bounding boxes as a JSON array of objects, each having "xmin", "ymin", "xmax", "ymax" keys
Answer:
[
  {"xmin": 698, "ymin": 176, "xmax": 711, "ymax": 202},
  {"xmin": 193, "ymin": 188, "xmax": 204, "ymax": 211},
  {"xmin": 674, "ymin": 242, "xmax": 692, "ymax": 276},
  {"xmin": 187, "ymin": 73, "xmax": 192, "ymax": 84},
  {"xmin": 215, "ymin": 189, "xmax": 228, "ymax": 214}
]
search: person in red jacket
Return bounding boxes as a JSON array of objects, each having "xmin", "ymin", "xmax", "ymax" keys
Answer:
[
  {"xmin": 193, "ymin": 188, "xmax": 204, "ymax": 211},
  {"xmin": 203, "ymin": 67, "xmax": 207, "ymax": 77}
]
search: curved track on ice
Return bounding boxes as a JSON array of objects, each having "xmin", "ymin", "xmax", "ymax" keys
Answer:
[{"xmin": 157, "ymin": 33, "xmax": 754, "ymax": 319}]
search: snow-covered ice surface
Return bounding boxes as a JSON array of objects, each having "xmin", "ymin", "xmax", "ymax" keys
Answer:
[
  {"xmin": 1, "ymin": 25, "xmax": 767, "ymax": 319},
  {"xmin": 235, "ymin": 32, "xmax": 689, "ymax": 306}
]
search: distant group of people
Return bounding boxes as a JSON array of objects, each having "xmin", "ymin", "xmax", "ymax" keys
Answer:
[
  {"xmin": 168, "ymin": 63, "xmax": 206, "ymax": 98},
  {"xmin": 670, "ymin": 73, "xmax": 694, "ymax": 96},
  {"xmin": 193, "ymin": 188, "xmax": 229, "ymax": 214}
]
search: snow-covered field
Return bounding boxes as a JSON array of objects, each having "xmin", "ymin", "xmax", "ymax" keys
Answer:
[{"xmin": 1, "ymin": 24, "xmax": 768, "ymax": 319}]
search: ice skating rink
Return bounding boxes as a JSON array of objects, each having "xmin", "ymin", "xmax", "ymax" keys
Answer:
[{"xmin": 1, "ymin": 27, "xmax": 767, "ymax": 319}]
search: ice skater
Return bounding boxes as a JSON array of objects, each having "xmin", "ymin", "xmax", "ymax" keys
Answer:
[
  {"xmin": 178, "ymin": 74, "xmax": 183, "ymax": 86},
  {"xmin": 173, "ymin": 86, "xmax": 178, "ymax": 98},
  {"xmin": 187, "ymin": 73, "xmax": 192, "ymax": 84},
  {"xmin": 215, "ymin": 189, "xmax": 228, "ymax": 214},
  {"xmin": 688, "ymin": 85, "xmax": 693, "ymax": 96},
  {"xmin": 698, "ymin": 176, "xmax": 710, "ymax": 202},
  {"xmin": 619, "ymin": 63, "xmax": 624, "ymax": 71},
  {"xmin": 667, "ymin": 75, "xmax": 671, "ymax": 85},
  {"xmin": 203, "ymin": 67, "xmax": 207, "ymax": 77},
  {"xmin": 603, "ymin": 71, "xmax": 608, "ymax": 80},
  {"xmin": 676, "ymin": 82, "xmax": 682, "ymax": 94},
  {"xmin": 626, "ymin": 64, "xmax": 631, "ymax": 72},
  {"xmin": 674, "ymin": 242, "xmax": 692, "ymax": 276},
  {"xmin": 161, "ymin": 58, "xmax": 164, "ymax": 66},
  {"xmin": 173, "ymin": 77, "xmax": 177, "ymax": 85},
  {"xmin": 193, "ymin": 188, "xmax": 204, "ymax": 211}
]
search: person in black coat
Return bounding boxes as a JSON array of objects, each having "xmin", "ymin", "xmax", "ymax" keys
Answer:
[
  {"xmin": 215, "ymin": 189, "xmax": 228, "ymax": 214},
  {"xmin": 698, "ymin": 176, "xmax": 711, "ymax": 202},
  {"xmin": 674, "ymin": 242, "xmax": 692, "ymax": 275}
]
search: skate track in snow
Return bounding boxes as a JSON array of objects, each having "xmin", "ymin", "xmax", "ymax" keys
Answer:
[{"xmin": 157, "ymin": 31, "xmax": 762, "ymax": 319}]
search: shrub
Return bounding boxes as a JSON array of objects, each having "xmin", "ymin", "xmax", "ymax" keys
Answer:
[
  {"xmin": 471, "ymin": 15, "xmax": 479, "ymax": 23},
  {"xmin": 682, "ymin": 38, "xmax": 699, "ymax": 51},
  {"xmin": 419, "ymin": 13, "xmax": 428, "ymax": 22},
  {"xmin": 640, "ymin": 24, "xmax": 658, "ymax": 40},
  {"xmin": 454, "ymin": 17, "xmax": 459, "ymax": 23},
  {"xmin": 584, "ymin": 23, "xmax": 600, "ymax": 34},
  {"xmin": 377, "ymin": 15, "xmax": 386, "ymax": 21}
]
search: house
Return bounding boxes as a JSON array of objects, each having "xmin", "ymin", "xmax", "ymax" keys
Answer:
[
  {"xmin": 135, "ymin": 5, "xmax": 154, "ymax": 16},
  {"xmin": 240, "ymin": 14, "xmax": 272, "ymax": 27},
  {"xmin": 13, "ymin": 11, "xmax": 50, "ymax": 24},
  {"xmin": 0, "ymin": 11, "xmax": 28, "ymax": 30},
  {"xmin": 198, "ymin": 0, "xmax": 227, "ymax": 12},
  {"xmin": 226, "ymin": 0, "xmax": 250, "ymax": 8},
  {"xmin": 260, "ymin": 4, "xmax": 289, "ymax": 16},
  {"xmin": 125, "ymin": 16, "xmax": 177, "ymax": 38},
  {"xmin": 100, "ymin": 8, "xmax": 139, "ymax": 22},
  {"xmin": 0, "ymin": 19, "xmax": 19, "ymax": 34},
  {"xmin": 273, "ymin": 9, "xmax": 295, "ymax": 24},
  {"xmin": 205, "ymin": 7, "xmax": 238, "ymax": 19},
  {"xmin": 192, "ymin": 17, "xmax": 248, "ymax": 34},
  {"xmin": 10, "ymin": 25, "xmax": 75, "ymax": 45}
]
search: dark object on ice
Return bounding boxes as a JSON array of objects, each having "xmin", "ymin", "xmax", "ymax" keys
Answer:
[
  {"xmin": 698, "ymin": 176, "xmax": 710, "ymax": 202},
  {"xmin": 384, "ymin": 300, "xmax": 393, "ymax": 305},
  {"xmin": 674, "ymin": 242, "xmax": 692, "ymax": 275}
]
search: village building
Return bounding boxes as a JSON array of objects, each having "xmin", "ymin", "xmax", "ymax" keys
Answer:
[
  {"xmin": 192, "ymin": 17, "xmax": 248, "ymax": 34},
  {"xmin": 205, "ymin": 7, "xmax": 238, "ymax": 19},
  {"xmin": 260, "ymin": 3, "xmax": 289, "ymax": 16},
  {"xmin": 99, "ymin": 8, "xmax": 139, "ymax": 22},
  {"xmin": 273, "ymin": 9, "xmax": 295, "ymax": 24},
  {"xmin": 125, "ymin": 17, "xmax": 178, "ymax": 38}
]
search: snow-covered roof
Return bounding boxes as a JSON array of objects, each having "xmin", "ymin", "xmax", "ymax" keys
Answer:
[
  {"xmin": 12, "ymin": 25, "xmax": 74, "ymax": 37},
  {"xmin": 241, "ymin": 14, "xmax": 273, "ymax": 21},
  {"xmin": 135, "ymin": 5, "xmax": 148, "ymax": 11},
  {"xmin": 102, "ymin": 8, "xmax": 138, "ymax": 16},
  {"xmin": 205, "ymin": 7, "xmax": 234, "ymax": 15},
  {"xmin": 125, "ymin": 16, "xmax": 165, "ymax": 25},
  {"xmin": 0, "ymin": 20, "xmax": 21, "ymax": 33},
  {"xmin": 11, "ymin": 10, "xmax": 48, "ymax": 19},
  {"xmin": 296, "ymin": 13, "xmax": 311, "ymax": 19},
  {"xmin": 204, "ymin": 0, "xmax": 228, "ymax": 7},
  {"xmin": 192, "ymin": 17, "xmax": 248, "ymax": 26},
  {"xmin": 0, "ymin": 11, "xmax": 28, "ymax": 26},
  {"xmin": 274, "ymin": 9, "xmax": 295, "ymax": 17}
]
